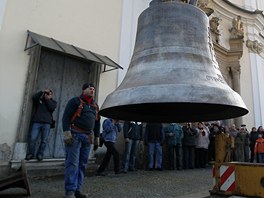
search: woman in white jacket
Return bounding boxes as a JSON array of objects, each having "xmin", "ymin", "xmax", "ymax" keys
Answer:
[{"xmin": 195, "ymin": 122, "xmax": 210, "ymax": 168}]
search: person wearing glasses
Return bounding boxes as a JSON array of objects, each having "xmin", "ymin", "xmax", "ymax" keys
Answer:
[{"xmin": 25, "ymin": 88, "xmax": 57, "ymax": 161}]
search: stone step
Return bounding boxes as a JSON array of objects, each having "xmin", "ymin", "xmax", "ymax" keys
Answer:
[{"xmin": 10, "ymin": 158, "xmax": 97, "ymax": 177}]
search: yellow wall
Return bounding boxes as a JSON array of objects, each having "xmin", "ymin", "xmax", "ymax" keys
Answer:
[{"xmin": 0, "ymin": 0, "xmax": 122, "ymax": 149}]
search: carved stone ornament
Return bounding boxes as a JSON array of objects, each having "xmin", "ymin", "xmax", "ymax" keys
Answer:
[
  {"xmin": 197, "ymin": 0, "xmax": 214, "ymax": 16},
  {"xmin": 229, "ymin": 16, "xmax": 244, "ymax": 39},
  {"xmin": 246, "ymin": 39, "xmax": 264, "ymax": 54},
  {"xmin": 210, "ymin": 17, "xmax": 221, "ymax": 43}
]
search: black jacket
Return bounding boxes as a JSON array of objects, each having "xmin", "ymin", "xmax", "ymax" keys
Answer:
[
  {"xmin": 62, "ymin": 95, "xmax": 100, "ymax": 137},
  {"xmin": 145, "ymin": 123, "xmax": 164, "ymax": 143},
  {"xmin": 123, "ymin": 121, "xmax": 143, "ymax": 140},
  {"xmin": 182, "ymin": 126, "xmax": 197, "ymax": 146},
  {"xmin": 32, "ymin": 91, "xmax": 57, "ymax": 125},
  {"xmin": 249, "ymin": 131, "xmax": 259, "ymax": 148}
]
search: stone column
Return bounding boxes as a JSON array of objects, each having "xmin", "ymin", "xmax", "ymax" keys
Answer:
[
  {"xmin": 229, "ymin": 38, "xmax": 243, "ymax": 127},
  {"xmin": 229, "ymin": 62, "xmax": 242, "ymax": 126}
]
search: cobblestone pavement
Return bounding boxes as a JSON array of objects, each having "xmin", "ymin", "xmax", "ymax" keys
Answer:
[{"xmin": 0, "ymin": 167, "xmax": 213, "ymax": 198}]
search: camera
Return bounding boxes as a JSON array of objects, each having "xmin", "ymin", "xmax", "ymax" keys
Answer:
[{"xmin": 45, "ymin": 91, "xmax": 53, "ymax": 96}]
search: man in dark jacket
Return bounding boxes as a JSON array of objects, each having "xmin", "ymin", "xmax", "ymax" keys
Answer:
[
  {"xmin": 249, "ymin": 127, "xmax": 258, "ymax": 162},
  {"xmin": 182, "ymin": 123, "xmax": 197, "ymax": 169},
  {"xmin": 122, "ymin": 121, "xmax": 143, "ymax": 173},
  {"xmin": 62, "ymin": 83, "xmax": 100, "ymax": 198},
  {"xmin": 145, "ymin": 122, "xmax": 164, "ymax": 171},
  {"xmin": 26, "ymin": 89, "xmax": 57, "ymax": 161},
  {"xmin": 165, "ymin": 123, "xmax": 184, "ymax": 170}
]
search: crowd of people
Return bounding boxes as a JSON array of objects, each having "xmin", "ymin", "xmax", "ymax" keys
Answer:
[
  {"xmin": 24, "ymin": 82, "xmax": 264, "ymax": 198},
  {"xmin": 97, "ymin": 120, "xmax": 264, "ymax": 175}
]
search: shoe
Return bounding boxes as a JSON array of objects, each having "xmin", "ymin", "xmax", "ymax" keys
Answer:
[
  {"xmin": 37, "ymin": 154, "xmax": 43, "ymax": 161},
  {"xmin": 96, "ymin": 172, "xmax": 106, "ymax": 176},
  {"xmin": 156, "ymin": 168, "xmax": 162, "ymax": 171},
  {"xmin": 75, "ymin": 191, "xmax": 88, "ymax": 198},
  {"xmin": 115, "ymin": 170, "xmax": 121, "ymax": 175},
  {"xmin": 148, "ymin": 168, "xmax": 153, "ymax": 171},
  {"xmin": 65, "ymin": 191, "xmax": 75, "ymax": 198},
  {"xmin": 121, "ymin": 170, "xmax": 127, "ymax": 174},
  {"xmin": 25, "ymin": 154, "xmax": 33, "ymax": 161}
]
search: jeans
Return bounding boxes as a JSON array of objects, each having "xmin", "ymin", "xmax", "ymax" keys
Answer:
[
  {"xmin": 183, "ymin": 146, "xmax": 195, "ymax": 169},
  {"xmin": 195, "ymin": 148, "xmax": 208, "ymax": 168},
  {"xmin": 122, "ymin": 139, "xmax": 139, "ymax": 171},
  {"xmin": 244, "ymin": 146, "xmax": 250, "ymax": 162},
  {"xmin": 168, "ymin": 144, "xmax": 182, "ymax": 169},
  {"xmin": 250, "ymin": 146, "xmax": 255, "ymax": 162},
  {"xmin": 28, "ymin": 122, "xmax": 51, "ymax": 157},
  {"xmin": 65, "ymin": 132, "xmax": 91, "ymax": 192},
  {"xmin": 97, "ymin": 141, "xmax": 120, "ymax": 173},
  {"xmin": 148, "ymin": 142, "xmax": 162, "ymax": 169},
  {"xmin": 258, "ymin": 153, "xmax": 264, "ymax": 163}
]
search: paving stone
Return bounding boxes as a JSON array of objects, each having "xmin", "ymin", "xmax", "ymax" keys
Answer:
[{"xmin": 0, "ymin": 167, "xmax": 213, "ymax": 198}]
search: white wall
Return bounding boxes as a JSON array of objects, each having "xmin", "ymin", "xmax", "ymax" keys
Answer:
[
  {"xmin": 0, "ymin": 0, "xmax": 122, "ymax": 150},
  {"xmin": 0, "ymin": 0, "xmax": 6, "ymax": 31},
  {"xmin": 118, "ymin": 0, "xmax": 151, "ymax": 85},
  {"xmin": 250, "ymin": 54, "xmax": 264, "ymax": 127}
]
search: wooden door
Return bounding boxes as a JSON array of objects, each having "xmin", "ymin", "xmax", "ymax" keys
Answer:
[{"xmin": 34, "ymin": 49, "xmax": 99, "ymax": 158}]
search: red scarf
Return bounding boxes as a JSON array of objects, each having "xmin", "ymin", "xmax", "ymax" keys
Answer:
[{"xmin": 83, "ymin": 95, "xmax": 93, "ymax": 105}]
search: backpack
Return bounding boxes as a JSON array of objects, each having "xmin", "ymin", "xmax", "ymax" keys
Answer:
[
  {"xmin": 71, "ymin": 98, "xmax": 84, "ymax": 123},
  {"xmin": 70, "ymin": 97, "xmax": 99, "ymax": 123}
]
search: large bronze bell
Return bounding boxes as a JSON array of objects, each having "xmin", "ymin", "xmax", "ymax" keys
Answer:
[{"xmin": 99, "ymin": 0, "xmax": 248, "ymax": 122}]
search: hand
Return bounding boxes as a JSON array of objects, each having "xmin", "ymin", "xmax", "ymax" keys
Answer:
[
  {"xmin": 64, "ymin": 131, "xmax": 73, "ymax": 145},
  {"xmin": 93, "ymin": 137, "xmax": 99, "ymax": 151}
]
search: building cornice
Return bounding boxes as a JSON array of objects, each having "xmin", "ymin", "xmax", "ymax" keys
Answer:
[
  {"xmin": 214, "ymin": 42, "xmax": 242, "ymax": 59},
  {"xmin": 212, "ymin": 0, "xmax": 264, "ymax": 21},
  {"xmin": 222, "ymin": 0, "xmax": 263, "ymax": 16},
  {"xmin": 211, "ymin": 0, "xmax": 264, "ymax": 42}
]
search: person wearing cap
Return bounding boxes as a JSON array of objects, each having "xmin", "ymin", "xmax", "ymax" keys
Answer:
[
  {"xmin": 62, "ymin": 83, "xmax": 100, "ymax": 198},
  {"xmin": 25, "ymin": 88, "xmax": 57, "ymax": 161}
]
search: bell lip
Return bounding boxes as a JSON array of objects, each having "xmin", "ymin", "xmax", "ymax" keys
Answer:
[
  {"xmin": 99, "ymin": 102, "xmax": 249, "ymax": 123},
  {"xmin": 99, "ymin": 85, "xmax": 248, "ymax": 122}
]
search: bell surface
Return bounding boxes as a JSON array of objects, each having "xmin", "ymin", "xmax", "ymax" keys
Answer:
[{"xmin": 99, "ymin": 0, "xmax": 248, "ymax": 122}]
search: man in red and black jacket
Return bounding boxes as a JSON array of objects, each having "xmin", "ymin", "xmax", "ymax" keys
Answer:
[{"xmin": 62, "ymin": 83, "xmax": 100, "ymax": 198}]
